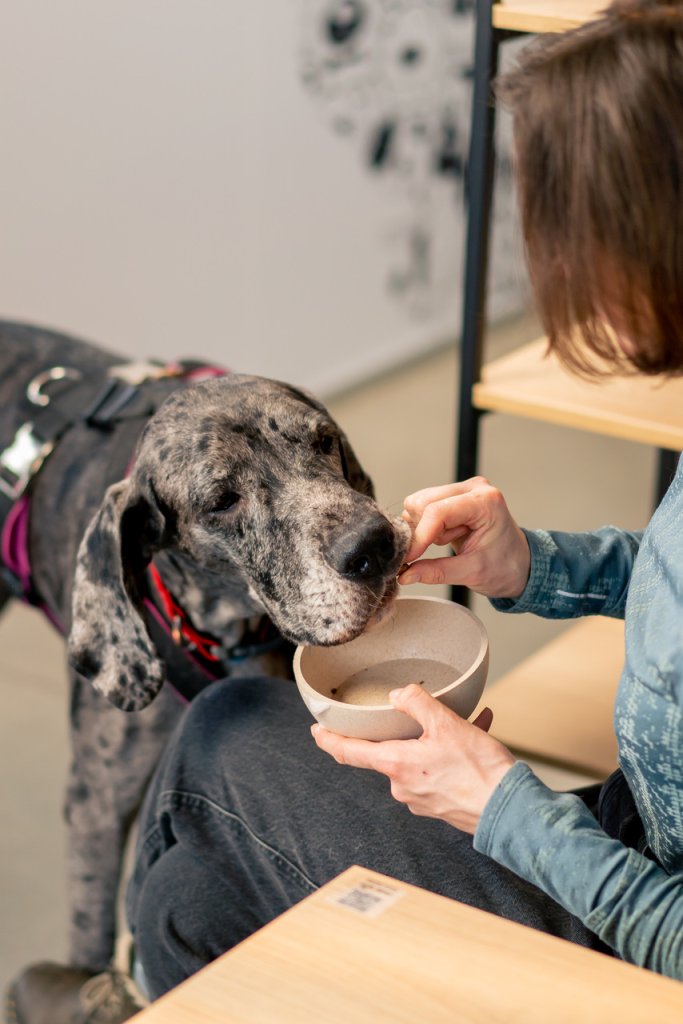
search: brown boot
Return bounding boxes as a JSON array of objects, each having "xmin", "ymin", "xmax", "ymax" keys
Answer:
[{"xmin": 5, "ymin": 962, "xmax": 147, "ymax": 1024}]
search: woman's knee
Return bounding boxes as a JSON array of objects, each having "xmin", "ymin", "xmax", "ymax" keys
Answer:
[
  {"xmin": 132, "ymin": 836, "xmax": 301, "ymax": 998},
  {"xmin": 185, "ymin": 675, "xmax": 301, "ymax": 738}
]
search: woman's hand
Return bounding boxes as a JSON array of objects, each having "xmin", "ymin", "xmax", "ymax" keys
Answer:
[
  {"xmin": 312, "ymin": 684, "xmax": 516, "ymax": 835},
  {"xmin": 399, "ymin": 477, "xmax": 531, "ymax": 599}
]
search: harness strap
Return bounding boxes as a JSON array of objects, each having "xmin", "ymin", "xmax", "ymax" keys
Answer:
[
  {"xmin": 1, "ymin": 496, "xmax": 31, "ymax": 596},
  {"xmin": 0, "ymin": 362, "xmax": 179, "ymax": 507},
  {"xmin": 0, "ymin": 493, "xmax": 65, "ymax": 629}
]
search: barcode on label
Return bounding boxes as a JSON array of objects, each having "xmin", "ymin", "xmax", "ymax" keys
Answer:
[{"xmin": 328, "ymin": 877, "xmax": 404, "ymax": 918}]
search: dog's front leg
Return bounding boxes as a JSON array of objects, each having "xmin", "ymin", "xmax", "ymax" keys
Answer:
[{"xmin": 65, "ymin": 672, "xmax": 185, "ymax": 971}]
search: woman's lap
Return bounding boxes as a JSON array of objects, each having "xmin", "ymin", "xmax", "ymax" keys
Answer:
[{"xmin": 127, "ymin": 676, "xmax": 603, "ymax": 997}]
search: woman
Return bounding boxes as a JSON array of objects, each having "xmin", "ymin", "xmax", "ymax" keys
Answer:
[{"xmin": 126, "ymin": 0, "xmax": 683, "ymax": 997}]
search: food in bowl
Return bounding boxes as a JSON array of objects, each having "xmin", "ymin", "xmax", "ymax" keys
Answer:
[{"xmin": 331, "ymin": 657, "xmax": 459, "ymax": 705}]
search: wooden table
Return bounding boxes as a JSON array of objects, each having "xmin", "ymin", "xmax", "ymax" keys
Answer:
[{"xmin": 133, "ymin": 865, "xmax": 683, "ymax": 1023}]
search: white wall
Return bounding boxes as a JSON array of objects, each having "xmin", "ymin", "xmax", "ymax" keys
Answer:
[{"xmin": 0, "ymin": 1, "xmax": 524, "ymax": 396}]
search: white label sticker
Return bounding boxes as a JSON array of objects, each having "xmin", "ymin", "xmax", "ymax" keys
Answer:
[{"xmin": 328, "ymin": 876, "xmax": 405, "ymax": 918}]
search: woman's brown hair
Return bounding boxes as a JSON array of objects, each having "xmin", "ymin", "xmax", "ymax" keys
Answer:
[{"xmin": 496, "ymin": 0, "xmax": 683, "ymax": 376}]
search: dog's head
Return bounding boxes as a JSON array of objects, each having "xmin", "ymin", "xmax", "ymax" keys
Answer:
[{"xmin": 68, "ymin": 375, "xmax": 411, "ymax": 710}]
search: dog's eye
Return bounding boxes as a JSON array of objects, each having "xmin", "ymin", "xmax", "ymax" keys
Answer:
[
  {"xmin": 210, "ymin": 491, "xmax": 240, "ymax": 513},
  {"xmin": 318, "ymin": 434, "xmax": 336, "ymax": 455}
]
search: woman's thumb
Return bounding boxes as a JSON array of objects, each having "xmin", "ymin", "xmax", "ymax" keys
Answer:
[
  {"xmin": 399, "ymin": 554, "xmax": 468, "ymax": 588},
  {"xmin": 473, "ymin": 706, "xmax": 493, "ymax": 732},
  {"xmin": 389, "ymin": 684, "xmax": 458, "ymax": 732}
]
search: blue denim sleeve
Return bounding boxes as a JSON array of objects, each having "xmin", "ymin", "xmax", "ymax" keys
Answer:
[
  {"xmin": 490, "ymin": 527, "xmax": 643, "ymax": 620},
  {"xmin": 475, "ymin": 763, "xmax": 683, "ymax": 978}
]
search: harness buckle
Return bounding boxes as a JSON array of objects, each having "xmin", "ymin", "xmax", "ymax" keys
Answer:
[
  {"xmin": 0, "ymin": 423, "xmax": 54, "ymax": 500},
  {"xmin": 171, "ymin": 615, "xmax": 183, "ymax": 647},
  {"xmin": 169, "ymin": 614, "xmax": 197, "ymax": 652},
  {"xmin": 27, "ymin": 366, "xmax": 82, "ymax": 407}
]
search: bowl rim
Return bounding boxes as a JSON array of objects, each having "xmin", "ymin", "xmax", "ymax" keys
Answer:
[{"xmin": 293, "ymin": 594, "xmax": 489, "ymax": 712}]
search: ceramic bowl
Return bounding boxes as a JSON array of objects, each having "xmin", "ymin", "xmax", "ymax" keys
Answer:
[{"xmin": 293, "ymin": 595, "xmax": 489, "ymax": 740}]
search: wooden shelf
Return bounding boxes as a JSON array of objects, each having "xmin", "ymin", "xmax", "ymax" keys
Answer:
[
  {"xmin": 493, "ymin": 0, "xmax": 602, "ymax": 32},
  {"xmin": 488, "ymin": 617, "xmax": 623, "ymax": 778},
  {"xmin": 473, "ymin": 337, "xmax": 683, "ymax": 450}
]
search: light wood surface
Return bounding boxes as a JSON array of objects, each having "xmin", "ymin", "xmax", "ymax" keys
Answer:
[
  {"xmin": 133, "ymin": 865, "xmax": 683, "ymax": 1023},
  {"xmin": 493, "ymin": 0, "xmax": 602, "ymax": 32},
  {"xmin": 473, "ymin": 338, "xmax": 683, "ymax": 451},
  {"xmin": 488, "ymin": 616, "xmax": 622, "ymax": 777}
]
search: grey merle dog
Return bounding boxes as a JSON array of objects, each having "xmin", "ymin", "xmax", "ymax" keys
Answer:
[{"xmin": 0, "ymin": 321, "xmax": 410, "ymax": 991}]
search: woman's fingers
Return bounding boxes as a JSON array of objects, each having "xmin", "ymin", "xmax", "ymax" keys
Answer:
[
  {"xmin": 404, "ymin": 525, "xmax": 471, "ymax": 566},
  {"xmin": 403, "ymin": 480, "xmax": 484, "ymax": 519},
  {"xmin": 391, "ymin": 687, "xmax": 491, "ymax": 740},
  {"xmin": 399, "ymin": 553, "xmax": 470, "ymax": 587},
  {"xmin": 400, "ymin": 478, "xmax": 530, "ymax": 598},
  {"xmin": 312, "ymin": 688, "xmax": 516, "ymax": 835},
  {"xmin": 403, "ymin": 491, "xmax": 481, "ymax": 562},
  {"xmin": 311, "ymin": 687, "xmax": 462, "ymax": 771},
  {"xmin": 389, "ymin": 683, "xmax": 457, "ymax": 733},
  {"xmin": 472, "ymin": 706, "xmax": 493, "ymax": 733},
  {"xmin": 311, "ymin": 724, "xmax": 402, "ymax": 772}
]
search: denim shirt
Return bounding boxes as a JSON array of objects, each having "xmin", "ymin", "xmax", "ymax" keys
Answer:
[{"xmin": 473, "ymin": 457, "xmax": 683, "ymax": 978}]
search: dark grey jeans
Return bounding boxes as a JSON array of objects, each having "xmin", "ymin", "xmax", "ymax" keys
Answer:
[{"xmin": 126, "ymin": 676, "xmax": 609, "ymax": 999}]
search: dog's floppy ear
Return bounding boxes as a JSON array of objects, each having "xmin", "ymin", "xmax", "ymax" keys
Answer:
[{"xmin": 68, "ymin": 477, "xmax": 169, "ymax": 711}]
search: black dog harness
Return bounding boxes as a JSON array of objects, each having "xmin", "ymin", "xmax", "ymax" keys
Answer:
[
  {"xmin": 0, "ymin": 359, "xmax": 288, "ymax": 700},
  {"xmin": 0, "ymin": 359, "xmax": 189, "ymax": 618}
]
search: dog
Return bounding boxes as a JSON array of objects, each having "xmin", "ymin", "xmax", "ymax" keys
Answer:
[{"xmin": 0, "ymin": 320, "xmax": 410, "ymax": 985}]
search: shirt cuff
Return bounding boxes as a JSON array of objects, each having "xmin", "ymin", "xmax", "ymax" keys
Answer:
[
  {"xmin": 489, "ymin": 530, "xmax": 554, "ymax": 614},
  {"xmin": 474, "ymin": 759, "xmax": 534, "ymax": 855}
]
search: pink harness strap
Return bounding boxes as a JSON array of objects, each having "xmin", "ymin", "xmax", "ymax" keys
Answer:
[
  {"xmin": 1, "ymin": 495, "xmax": 30, "ymax": 591},
  {"xmin": 1, "ymin": 495, "xmax": 64, "ymax": 632},
  {"xmin": 183, "ymin": 366, "xmax": 226, "ymax": 381}
]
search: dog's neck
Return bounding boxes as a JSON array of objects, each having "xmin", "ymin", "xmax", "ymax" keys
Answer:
[{"xmin": 152, "ymin": 549, "xmax": 265, "ymax": 647}]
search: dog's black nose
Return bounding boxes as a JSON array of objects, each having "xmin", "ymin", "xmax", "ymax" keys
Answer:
[{"xmin": 326, "ymin": 515, "xmax": 397, "ymax": 583}]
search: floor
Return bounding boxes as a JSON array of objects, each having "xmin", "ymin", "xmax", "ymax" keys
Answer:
[{"xmin": 0, "ymin": 309, "xmax": 658, "ymax": 994}]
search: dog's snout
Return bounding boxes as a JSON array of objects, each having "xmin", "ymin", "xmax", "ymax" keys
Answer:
[{"xmin": 326, "ymin": 515, "xmax": 398, "ymax": 583}]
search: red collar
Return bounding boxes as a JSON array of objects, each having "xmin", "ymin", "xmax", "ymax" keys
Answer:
[
  {"xmin": 147, "ymin": 563, "xmax": 224, "ymax": 662},
  {"xmin": 146, "ymin": 563, "xmax": 287, "ymax": 669}
]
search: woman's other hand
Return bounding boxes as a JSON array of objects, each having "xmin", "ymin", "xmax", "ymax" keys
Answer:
[
  {"xmin": 312, "ymin": 684, "xmax": 516, "ymax": 835},
  {"xmin": 400, "ymin": 478, "xmax": 530, "ymax": 598}
]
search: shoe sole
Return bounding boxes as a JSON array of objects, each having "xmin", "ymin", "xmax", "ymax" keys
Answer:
[
  {"xmin": 4, "ymin": 971, "xmax": 145, "ymax": 1023},
  {"xmin": 5, "ymin": 983, "xmax": 22, "ymax": 1024}
]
